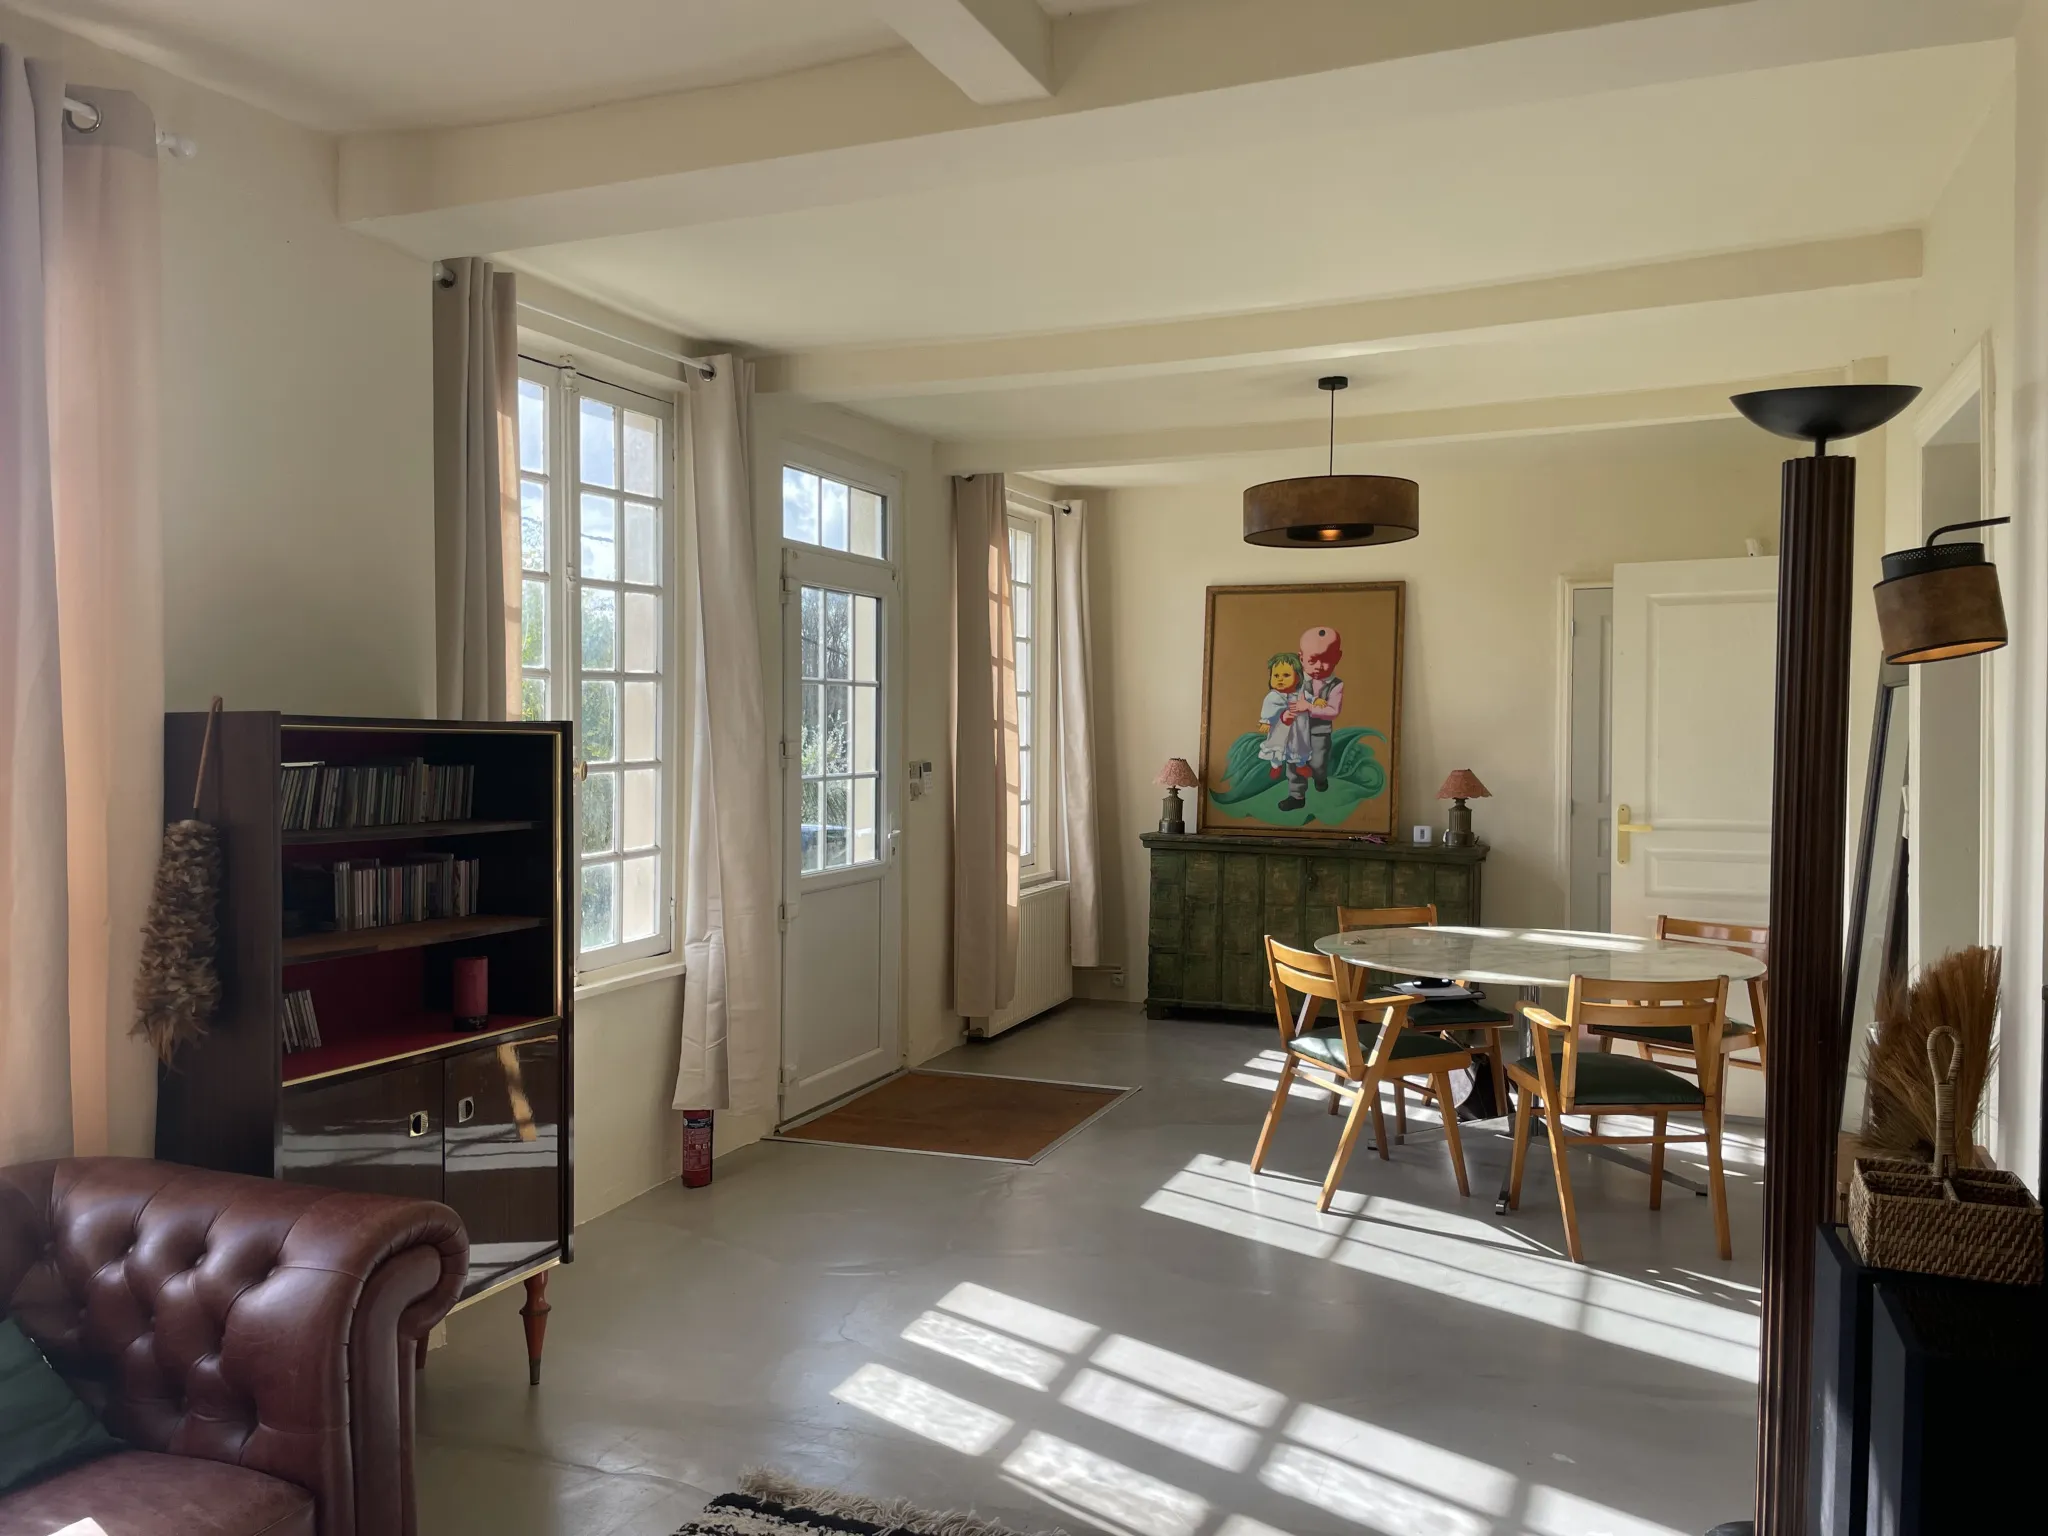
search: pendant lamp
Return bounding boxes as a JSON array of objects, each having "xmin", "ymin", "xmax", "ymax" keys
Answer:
[
  {"xmin": 1244, "ymin": 377, "xmax": 1419, "ymax": 548},
  {"xmin": 1874, "ymin": 516, "xmax": 2012, "ymax": 664}
]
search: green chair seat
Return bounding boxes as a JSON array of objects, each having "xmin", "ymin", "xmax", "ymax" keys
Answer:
[
  {"xmin": 1514, "ymin": 1048, "xmax": 1705, "ymax": 1107},
  {"xmin": 1590, "ymin": 1019, "xmax": 1754, "ymax": 1048},
  {"xmin": 1290, "ymin": 1028, "xmax": 1461, "ymax": 1073},
  {"xmin": 1408, "ymin": 998, "xmax": 1514, "ymax": 1030}
]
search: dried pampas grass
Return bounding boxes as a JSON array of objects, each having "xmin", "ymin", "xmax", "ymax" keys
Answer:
[
  {"xmin": 133, "ymin": 699, "xmax": 224, "ymax": 1064},
  {"xmin": 1864, "ymin": 944, "xmax": 1999, "ymax": 1168}
]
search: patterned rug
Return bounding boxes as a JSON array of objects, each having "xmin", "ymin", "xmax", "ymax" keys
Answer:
[{"xmin": 678, "ymin": 1471, "xmax": 1056, "ymax": 1536}]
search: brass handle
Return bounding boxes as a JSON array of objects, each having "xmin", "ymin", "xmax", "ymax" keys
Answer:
[
  {"xmin": 408, "ymin": 1110, "xmax": 431, "ymax": 1137},
  {"xmin": 1617, "ymin": 803, "xmax": 1655, "ymax": 865},
  {"xmin": 573, "ymin": 760, "xmax": 589, "ymax": 783},
  {"xmin": 457, "ymin": 1096, "xmax": 476, "ymax": 1125}
]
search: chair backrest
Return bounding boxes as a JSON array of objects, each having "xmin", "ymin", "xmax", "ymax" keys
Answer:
[
  {"xmin": 1540, "ymin": 974, "xmax": 1730, "ymax": 1107},
  {"xmin": 1656, "ymin": 914, "xmax": 1769, "ymax": 1049},
  {"xmin": 1336, "ymin": 903, "xmax": 1437, "ymax": 930},
  {"xmin": 1263, "ymin": 935, "xmax": 1414, "ymax": 1079}
]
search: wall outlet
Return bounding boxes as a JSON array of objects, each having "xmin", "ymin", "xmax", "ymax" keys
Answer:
[{"xmin": 1108, "ymin": 966, "xmax": 1127, "ymax": 990}]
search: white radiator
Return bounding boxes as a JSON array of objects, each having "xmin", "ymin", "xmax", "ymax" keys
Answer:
[{"xmin": 970, "ymin": 880, "xmax": 1073, "ymax": 1038}]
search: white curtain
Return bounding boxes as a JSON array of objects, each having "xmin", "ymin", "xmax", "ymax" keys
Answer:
[
  {"xmin": 0, "ymin": 62, "xmax": 164, "ymax": 1162},
  {"xmin": 0, "ymin": 49, "xmax": 73, "ymax": 1162},
  {"xmin": 952, "ymin": 473, "xmax": 1020, "ymax": 1017},
  {"xmin": 673, "ymin": 356, "xmax": 777, "ymax": 1115},
  {"xmin": 1053, "ymin": 499, "xmax": 1102, "ymax": 967},
  {"xmin": 433, "ymin": 257, "xmax": 518, "ymax": 721}
]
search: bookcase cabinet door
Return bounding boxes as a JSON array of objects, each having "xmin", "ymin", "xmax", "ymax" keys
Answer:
[
  {"xmin": 279, "ymin": 1060, "xmax": 445, "ymax": 1202},
  {"xmin": 444, "ymin": 1035, "xmax": 563, "ymax": 1291}
]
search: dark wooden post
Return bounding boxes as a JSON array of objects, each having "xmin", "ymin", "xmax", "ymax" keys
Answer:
[{"xmin": 1755, "ymin": 452, "xmax": 1857, "ymax": 1532}]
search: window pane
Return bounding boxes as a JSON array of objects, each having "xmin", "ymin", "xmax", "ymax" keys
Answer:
[
  {"xmin": 623, "ymin": 591, "xmax": 660, "ymax": 673},
  {"xmin": 518, "ymin": 378, "xmax": 547, "ymax": 473},
  {"xmin": 802, "ymin": 683, "xmax": 821, "ymax": 777},
  {"xmin": 801, "ymin": 586, "xmax": 822, "ymax": 677},
  {"xmin": 624, "ymin": 502, "xmax": 659, "ymax": 585},
  {"xmin": 622, "ymin": 855, "xmax": 660, "ymax": 941},
  {"xmin": 623, "ymin": 767, "xmax": 658, "ymax": 850},
  {"xmin": 1019, "ymin": 801, "xmax": 1033, "ymax": 861},
  {"xmin": 581, "ymin": 862, "xmax": 618, "ymax": 950},
  {"xmin": 854, "ymin": 595, "xmax": 878, "ymax": 683},
  {"xmin": 521, "ymin": 580, "xmax": 548, "ymax": 667},
  {"xmin": 824, "ymin": 684, "xmax": 851, "ymax": 775},
  {"xmin": 825, "ymin": 779, "xmax": 849, "ymax": 868},
  {"xmin": 1017, "ymin": 694, "xmax": 1033, "ymax": 751},
  {"xmin": 800, "ymin": 780, "xmax": 821, "ymax": 872},
  {"xmin": 521, "ymin": 480, "xmax": 548, "ymax": 572},
  {"xmin": 853, "ymin": 685, "xmax": 877, "ymax": 774},
  {"xmin": 1019, "ymin": 744, "xmax": 1032, "ymax": 802},
  {"xmin": 582, "ymin": 587, "xmax": 617, "ymax": 670},
  {"xmin": 1009, "ymin": 527, "xmax": 1029, "ymax": 584},
  {"xmin": 582, "ymin": 680, "xmax": 616, "ymax": 762},
  {"xmin": 580, "ymin": 398, "xmax": 617, "ymax": 488},
  {"xmin": 824, "ymin": 590, "xmax": 852, "ymax": 680},
  {"xmin": 783, "ymin": 467, "xmax": 819, "ymax": 544},
  {"xmin": 851, "ymin": 488, "xmax": 884, "ymax": 558},
  {"xmin": 623, "ymin": 411, "xmax": 659, "ymax": 495},
  {"xmin": 1015, "ymin": 634, "xmax": 1032, "ymax": 695},
  {"xmin": 821, "ymin": 477, "xmax": 849, "ymax": 551},
  {"xmin": 581, "ymin": 494, "xmax": 617, "ymax": 579},
  {"xmin": 854, "ymin": 777, "xmax": 877, "ymax": 864},
  {"xmin": 1013, "ymin": 583, "xmax": 1032, "ymax": 639},
  {"xmin": 623, "ymin": 680, "xmax": 658, "ymax": 761},
  {"xmin": 520, "ymin": 675, "xmax": 547, "ymax": 721},
  {"xmin": 581, "ymin": 769, "xmax": 616, "ymax": 854}
]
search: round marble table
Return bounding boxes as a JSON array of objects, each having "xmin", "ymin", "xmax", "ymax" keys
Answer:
[{"xmin": 1311, "ymin": 925, "xmax": 1766, "ymax": 1211}]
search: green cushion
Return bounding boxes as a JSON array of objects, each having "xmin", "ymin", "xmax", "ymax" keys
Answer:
[
  {"xmin": 1591, "ymin": 1019, "xmax": 1754, "ymax": 1047},
  {"xmin": 0, "ymin": 1316, "xmax": 119, "ymax": 1493},
  {"xmin": 1408, "ymin": 999, "xmax": 1513, "ymax": 1030},
  {"xmin": 1290, "ymin": 1028, "xmax": 1461, "ymax": 1072},
  {"xmin": 1513, "ymin": 1048, "xmax": 1705, "ymax": 1107}
]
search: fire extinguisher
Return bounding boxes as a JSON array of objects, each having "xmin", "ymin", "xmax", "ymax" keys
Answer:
[{"xmin": 681, "ymin": 1109, "xmax": 713, "ymax": 1188}]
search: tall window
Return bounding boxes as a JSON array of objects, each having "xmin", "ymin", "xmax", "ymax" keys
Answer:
[
  {"xmin": 518, "ymin": 362, "xmax": 675, "ymax": 969},
  {"xmin": 1007, "ymin": 504, "xmax": 1056, "ymax": 879}
]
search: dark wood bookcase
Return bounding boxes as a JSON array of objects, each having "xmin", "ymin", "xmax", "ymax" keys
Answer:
[{"xmin": 156, "ymin": 712, "xmax": 575, "ymax": 1381}]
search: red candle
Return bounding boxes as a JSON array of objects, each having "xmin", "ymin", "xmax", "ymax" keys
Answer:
[{"xmin": 453, "ymin": 956, "xmax": 488, "ymax": 1030}]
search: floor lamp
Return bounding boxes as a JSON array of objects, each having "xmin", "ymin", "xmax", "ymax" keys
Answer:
[{"xmin": 1718, "ymin": 383, "xmax": 1920, "ymax": 1536}]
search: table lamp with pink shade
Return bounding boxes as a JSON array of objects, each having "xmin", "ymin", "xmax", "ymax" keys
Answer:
[
  {"xmin": 1155, "ymin": 757, "xmax": 1199, "ymax": 835},
  {"xmin": 1437, "ymin": 769, "xmax": 1491, "ymax": 847}
]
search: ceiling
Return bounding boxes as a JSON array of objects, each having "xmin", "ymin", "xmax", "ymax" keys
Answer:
[{"xmin": 23, "ymin": 0, "xmax": 1153, "ymax": 131}]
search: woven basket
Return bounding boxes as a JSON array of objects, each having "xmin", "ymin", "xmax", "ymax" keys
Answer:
[{"xmin": 1848, "ymin": 1157, "xmax": 2043, "ymax": 1285}]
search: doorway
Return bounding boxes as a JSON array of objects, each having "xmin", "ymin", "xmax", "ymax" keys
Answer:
[{"xmin": 1566, "ymin": 584, "xmax": 1614, "ymax": 933}]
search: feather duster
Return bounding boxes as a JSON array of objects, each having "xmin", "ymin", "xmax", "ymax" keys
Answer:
[
  {"xmin": 1863, "ymin": 944, "xmax": 1999, "ymax": 1169},
  {"xmin": 133, "ymin": 699, "xmax": 223, "ymax": 1063}
]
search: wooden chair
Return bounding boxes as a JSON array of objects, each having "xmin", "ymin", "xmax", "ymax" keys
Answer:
[
  {"xmin": 1335, "ymin": 904, "xmax": 1515, "ymax": 1130},
  {"xmin": 1590, "ymin": 917, "xmax": 1769, "ymax": 1082},
  {"xmin": 1251, "ymin": 936, "xmax": 1475, "ymax": 1209},
  {"xmin": 1506, "ymin": 974, "xmax": 1733, "ymax": 1263}
]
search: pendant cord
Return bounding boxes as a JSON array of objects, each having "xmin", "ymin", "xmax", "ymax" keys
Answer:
[{"xmin": 1328, "ymin": 388, "xmax": 1336, "ymax": 477}]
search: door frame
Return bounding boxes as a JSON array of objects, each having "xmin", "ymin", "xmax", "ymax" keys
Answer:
[
  {"xmin": 773, "ymin": 438, "xmax": 907, "ymax": 1121},
  {"xmin": 1553, "ymin": 576, "xmax": 1614, "ymax": 900}
]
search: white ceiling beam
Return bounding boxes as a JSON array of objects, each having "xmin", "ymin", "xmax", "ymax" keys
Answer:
[
  {"xmin": 753, "ymin": 231, "xmax": 1920, "ymax": 399},
  {"xmin": 874, "ymin": 0, "xmax": 1052, "ymax": 104},
  {"xmin": 932, "ymin": 370, "xmax": 1849, "ymax": 475},
  {"xmin": 335, "ymin": 0, "xmax": 2015, "ymax": 257}
]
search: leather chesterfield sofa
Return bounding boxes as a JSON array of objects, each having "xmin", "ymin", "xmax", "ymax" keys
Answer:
[{"xmin": 0, "ymin": 1158, "xmax": 467, "ymax": 1536}]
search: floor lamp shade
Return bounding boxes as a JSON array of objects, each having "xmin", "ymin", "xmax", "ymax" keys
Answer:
[{"xmin": 1874, "ymin": 521, "xmax": 2011, "ymax": 665}]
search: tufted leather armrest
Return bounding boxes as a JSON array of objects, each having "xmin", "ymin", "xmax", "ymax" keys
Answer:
[{"xmin": 0, "ymin": 1157, "xmax": 467, "ymax": 1536}]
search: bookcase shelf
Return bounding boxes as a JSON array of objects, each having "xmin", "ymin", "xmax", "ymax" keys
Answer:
[
  {"xmin": 155, "ymin": 712, "xmax": 575, "ymax": 1350},
  {"xmin": 282, "ymin": 817, "xmax": 538, "ymax": 846},
  {"xmin": 283, "ymin": 913, "xmax": 544, "ymax": 964}
]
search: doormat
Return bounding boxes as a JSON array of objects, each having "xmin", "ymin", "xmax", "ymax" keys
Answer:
[
  {"xmin": 677, "ymin": 1469, "xmax": 1056, "ymax": 1536},
  {"xmin": 773, "ymin": 1069, "xmax": 1135, "ymax": 1163}
]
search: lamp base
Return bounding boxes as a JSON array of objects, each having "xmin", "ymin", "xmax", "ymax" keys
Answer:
[
  {"xmin": 1157, "ymin": 788, "xmax": 1187, "ymax": 836},
  {"xmin": 1442, "ymin": 797, "xmax": 1475, "ymax": 848}
]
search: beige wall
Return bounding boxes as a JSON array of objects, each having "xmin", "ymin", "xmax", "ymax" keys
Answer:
[{"xmin": 1076, "ymin": 420, "xmax": 1786, "ymax": 1004}]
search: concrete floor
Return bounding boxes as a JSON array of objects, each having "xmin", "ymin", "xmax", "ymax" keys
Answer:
[{"xmin": 416, "ymin": 1003, "xmax": 1763, "ymax": 1536}]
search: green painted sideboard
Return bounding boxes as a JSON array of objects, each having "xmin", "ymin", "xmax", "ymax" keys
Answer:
[{"xmin": 1141, "ymin": 832, "xmax": 1488, "ymax": 1018}]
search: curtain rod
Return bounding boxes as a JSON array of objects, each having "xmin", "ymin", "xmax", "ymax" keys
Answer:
[
  {"xmin": 431, "ymin": 264, "xmax": 716, "ymax": 379},
  {"xmin": 62, "ymin": 94, "xmax": 197, "ymax": 158}
]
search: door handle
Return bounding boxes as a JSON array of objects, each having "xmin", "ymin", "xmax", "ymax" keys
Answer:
[
  {"xmin": 457, "ymin": 1096, "xmax": 476, "ymax": 1125},
  {"xmin": 408, "ymin": 1110, "xmax": 431, "ymax": 1137},
  {"xmin": 1617, "ymin": 803, "xmax": 1655, "ymax": 865}
]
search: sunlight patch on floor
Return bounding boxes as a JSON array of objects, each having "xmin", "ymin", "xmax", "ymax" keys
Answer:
[{"xmin": 831, "ymin": 1362, "xmax": 1011, "ymax": 1453}]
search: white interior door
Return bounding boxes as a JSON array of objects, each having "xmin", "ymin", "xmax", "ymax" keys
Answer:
[
  {"xmin": 1610, "ymin": 556, "xmax": 1779, "ymax": 943},
  {"xmin": 780, "ymin": 547, "xmax": 902, "ymax": 1119},
  {"xmin": 1567, "ymin": 585, "xmax": 1615, "ymax": 932}
]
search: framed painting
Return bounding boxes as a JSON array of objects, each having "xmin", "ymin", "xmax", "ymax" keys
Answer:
[{"xmin": 1197, "ymin": 581, "xmax": 1403, "ymax": 837}]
